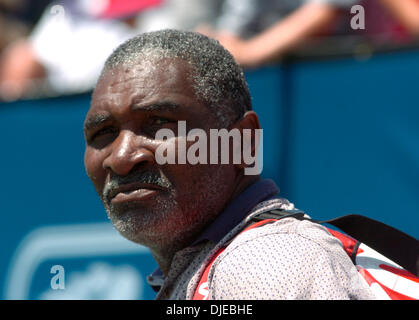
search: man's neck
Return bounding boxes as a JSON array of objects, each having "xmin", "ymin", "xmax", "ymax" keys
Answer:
[{"xmin": 151, "ymin": 173, "xmax": 261, "ymax": 276}]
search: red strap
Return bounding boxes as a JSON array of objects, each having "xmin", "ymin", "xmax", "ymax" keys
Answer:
[
  {"xmin": 327, "ymin": 228, "xmax": 364, "ymax": 257},
  {"xmin": 193, "ymin": 247, "xmax": 225, "ymax": 300}
]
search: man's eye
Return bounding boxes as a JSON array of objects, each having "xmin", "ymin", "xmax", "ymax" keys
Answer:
[
  {"xmin": 89, "ymin": 127, "xmax": 118, "ymax": 143},
  {"xmin": 151, "ymin": 117, "xmax": 172, "ymax": 125}
]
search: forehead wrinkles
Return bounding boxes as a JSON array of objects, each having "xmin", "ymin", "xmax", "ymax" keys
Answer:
[
  {"xmin": 95, "ymin": 58, "xmax": 197, "ymax": 104},
  {"xmin": 132, "ymin": 58, "xmax": 196, "ymax": 92}
]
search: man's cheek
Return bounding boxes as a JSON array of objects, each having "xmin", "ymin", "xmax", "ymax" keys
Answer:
[{"xmin": 84, "ymin": 152, "xmax": 106, "ymax": 195}]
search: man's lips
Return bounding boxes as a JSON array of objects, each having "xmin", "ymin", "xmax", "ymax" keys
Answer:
[{"xmin": 107, "ymin": 183, "xmax": 164, "ymax": 204}]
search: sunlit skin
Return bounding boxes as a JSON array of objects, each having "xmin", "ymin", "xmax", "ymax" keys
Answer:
[{"xmin": 83, "ymin": 57, "xmax": 260, "ymax": 274}]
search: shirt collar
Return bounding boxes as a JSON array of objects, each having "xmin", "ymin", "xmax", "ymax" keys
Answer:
[
  {"xmin": 146, "ymin": 178, "xmax": 280, "ymax": 292},
  {"xmin": 191, "ymin": 178, "xmax": 280, "ymax": 245}
]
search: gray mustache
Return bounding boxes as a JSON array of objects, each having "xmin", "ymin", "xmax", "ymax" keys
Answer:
[{"xmin": 103, "ymin": 170, "xmax": 171, "ymax": 201}]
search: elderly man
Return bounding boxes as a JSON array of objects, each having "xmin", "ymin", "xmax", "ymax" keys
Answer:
[{"xmin": 83, "ymin": 29, "xmax": 374, "ymax": 300}]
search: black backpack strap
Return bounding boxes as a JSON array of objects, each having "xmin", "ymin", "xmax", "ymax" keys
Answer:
[
  {"xmin": 252, "ymin": 209, "xmax": 419, "ymax": 276},
  {"xmin": 252, "ymin": 208, "xmax": 306, "ymax": 221}
]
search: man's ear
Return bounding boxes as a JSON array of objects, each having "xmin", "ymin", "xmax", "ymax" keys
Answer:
[
  {"xmin": 229, "ymin": 111, "xmax": 262, "ymax": 173},
  {"xmin": 230, "ymin": 110, "xmax": 261, "ymax": 132}
]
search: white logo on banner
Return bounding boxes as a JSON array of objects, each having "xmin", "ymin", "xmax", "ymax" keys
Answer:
[{"xmin": 4, "ymin": 223, "xmax": 149, "ymax": 300}]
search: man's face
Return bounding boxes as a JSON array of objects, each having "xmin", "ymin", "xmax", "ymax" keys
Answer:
[{"xmin": 84, "ymin": 58, "xmax": 237, "ymax": 250}]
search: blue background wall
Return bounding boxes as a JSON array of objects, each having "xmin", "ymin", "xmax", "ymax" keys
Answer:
[{"xmin": 1, "ymin": 48, "xmax": 418, "ymax": 299}]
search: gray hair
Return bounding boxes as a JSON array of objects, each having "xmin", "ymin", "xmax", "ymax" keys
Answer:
[{"xmin": 100, "ymin": 29, "xmax": 252, "ymax": 127}]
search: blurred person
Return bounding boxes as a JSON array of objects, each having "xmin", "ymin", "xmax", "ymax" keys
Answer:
[
  {"xmin": 0, "ymin": 0, "xmax": 52, "ymax": 52},
  {"xmin": 378, "ymin": 0, "xmax": 419, "ymax": 37},
  {"xmin": 199, "ymin": 0, "xmax": 360, "ymax": 68},
  {"xmin": 0, "ymin": 0, "xmax": 162, "ymax": 101},
  {"xmin": 0, "ymin": 0, "xmax": 28, "ymax": 52},
  {"xmin": 134, "ymin": 0, "xmax": 224, "ymax": 33},
  {"xmin": 346, "ymin": 0, "xmax": 419, "ymax": 44}
]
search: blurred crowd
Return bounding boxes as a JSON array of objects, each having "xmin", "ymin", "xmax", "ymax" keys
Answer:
[{"xmin": 0, "ymin": 0, "xmax": 418, "ymax": 101}]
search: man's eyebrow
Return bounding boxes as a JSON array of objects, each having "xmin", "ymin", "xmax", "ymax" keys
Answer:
[
  {"xmin": 131, "ymin": 101, "xmax": 182, "ymax": 112},
  {"xmin": 84, "ymin": 114, "xmax": 113, "ymax": 132},
  {"xmin": 84, "ymin": 101, "xmax": 182, "ymax": 132}
]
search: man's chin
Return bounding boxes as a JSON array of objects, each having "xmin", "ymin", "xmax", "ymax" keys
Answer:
[{"xmin": 106, "ymin": 204, "xmax": 176, "ymax": 245}]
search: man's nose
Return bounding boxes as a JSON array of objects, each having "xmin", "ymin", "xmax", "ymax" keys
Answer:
[{"xmin": 103, "ymin": 131, "xmax": 155, "ymax": 176}]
